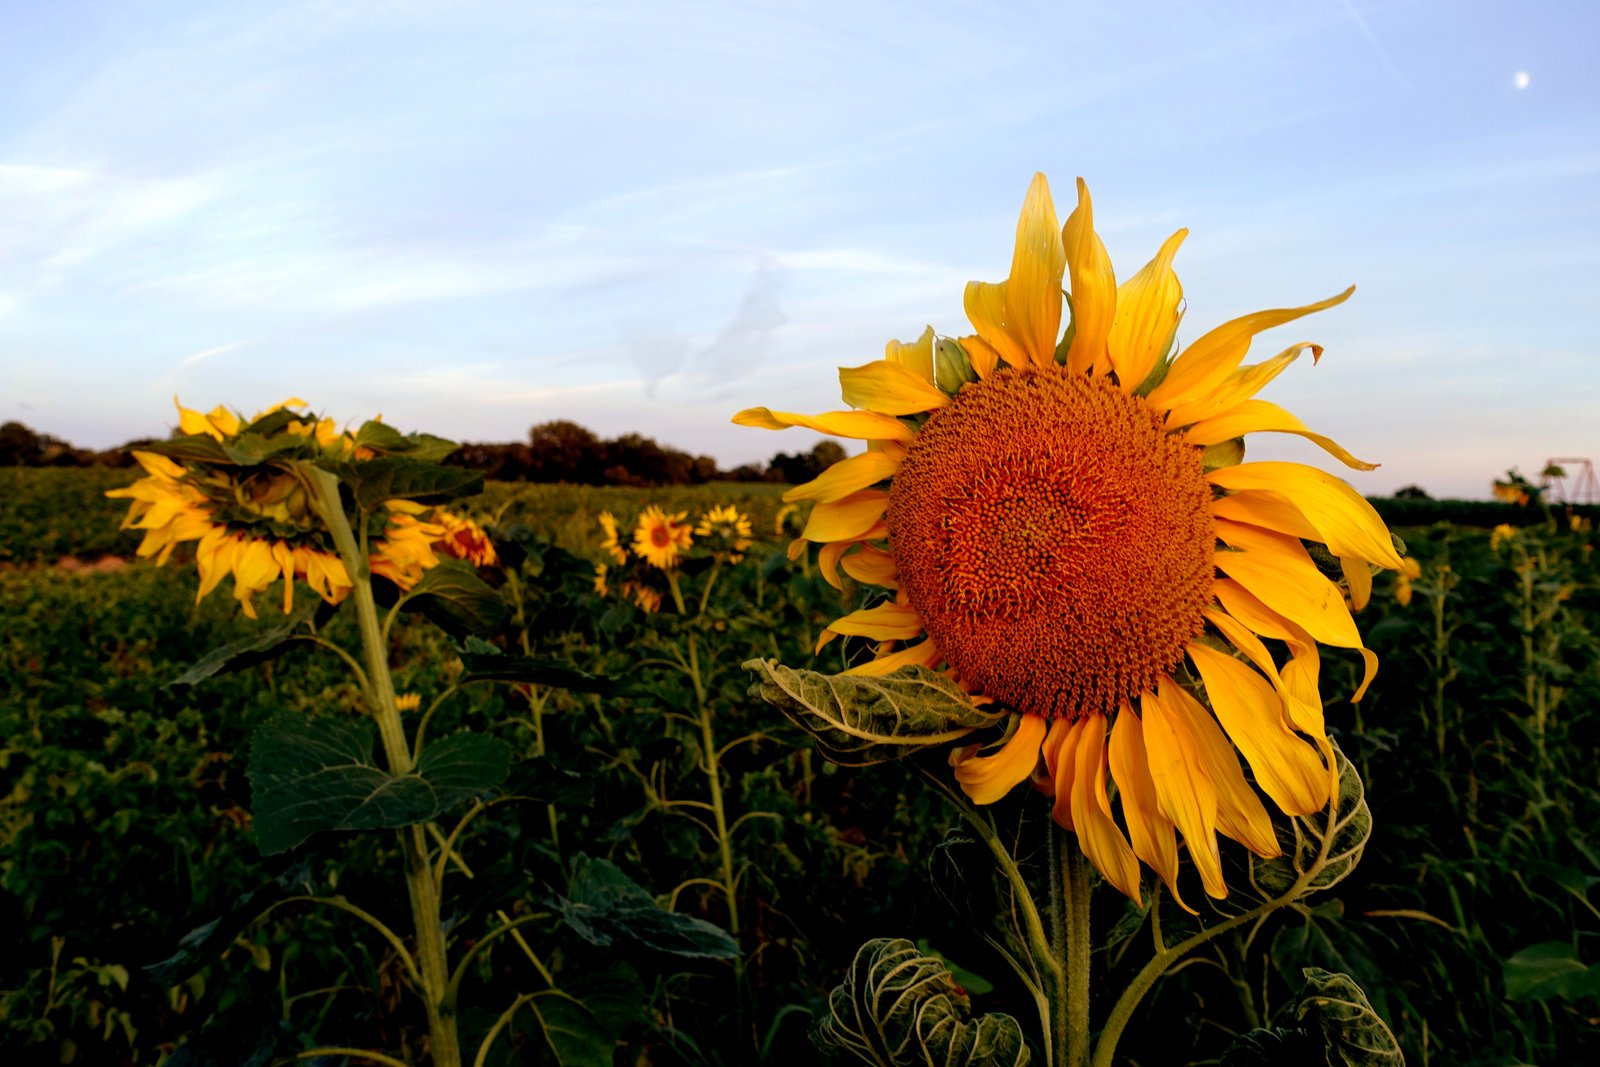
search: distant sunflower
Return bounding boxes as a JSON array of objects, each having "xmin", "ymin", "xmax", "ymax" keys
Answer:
[
  {"xmin": 695, "ymin": 504, "xmax": 754, "ymax": 562},
  {"xmin": 631, "ymin": 506, "xmax": 693, "ymax": 570},
  {"xmin": 735, "ymin": 174, "xmax": 1402, "ymax": 908},
  {"xmin": 598, "ymin": 512, "xmax": 629, "ymax": 564}
]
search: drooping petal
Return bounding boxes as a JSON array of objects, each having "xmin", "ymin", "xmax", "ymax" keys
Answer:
[
  {"xmin": 732, "ymin": 406, "xmax": 915, "ymax": 444},
  {"xmin": 1108, "ymin": 229, "xmax": 1186, "ymax": 392},
  {"xmin": 1067, "ymin": 713, "xmax": 1142, "ymax": 901},
  {"xmin": 1062, "ymin": 178, "xmax": 1117, "ymax": 376},
  {"xmin": 1213, "ymin": 519, "xmax": 1363, "ymax": 648},
  {"xmin": 839, "ymin": 544, "xmax": 898, "ymax": 587},
  {"xmin": 838, "ymin": 361, "xmax": 950, "ymax": 415},
  {"xmin": 1183, "ymin": 399, "xmax": 1377, "ymax": 470},
  {"xmin": 845, "ymin": 637, "xmax": 942, "ymax": 677},
  {"xmin": 1158, "ymin": 680, "xmax": 1281, "ymax": 856},
  {"xmin": 1186, "ymin": 641, "xmax": 1330, "ymax": 818},
  {"xmin": 783, "ymin": 450, "xmax": 901, "ymax": 504},
  {"xmin": 1140, "ymin": 687, "xmax": 1226, "ymax": 899},
  {"xmin": 1204, "ymin": 607, "xmax": 1324, "ymax": 739},
  {"xmin": 953, "ymin": 713, "xmax": 1049, "ymax": 804},
  {"xmin": 1163, "ymin": 342, "xmax": 1321, "ymax": 429},
  {"xmin": 818, "ymin": 540, "xmax": 850, "ymax": 590},
  {"xmin": 1109, "ymin": 706, "xmax": 1189, "ymax": 912},
  {"xmin": 885, "ymin": 326, "xmax": 937, "ymax": 384},
  {"xmin": 1145, "ymin": 287, "xmax": 1354, "ymax": 412},
  {"xmin": 1210, "ymin": 462, "xmax": 1404, "ymax": 570},
  {"xmin": 801, "ymin": 490, "xmax": 889, "ymax": 543},
  {"xmin": 1342, "ymin": 556, "xmax": 1373, "ymax": 611},
  {"xmin": 816, "ymin": 602, "xmax": 924, "ymax": 652}
]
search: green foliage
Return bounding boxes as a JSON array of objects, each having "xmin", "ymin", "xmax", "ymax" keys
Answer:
[
  {"xmin": 814, "ymin": 937, "xmax": 1030, "ymax": 1066},
  {"xmin": 246, "ymin": 712, "xmax": 511, "ymax": 854},
  {"xmin": 401, "ymin": 558, "xmax": 510, "ymax": 636},
  {"xmin": 554, "ymin": 855, "xmax": 740, "ymax": 959},
  {"xmin": 1224, "ymin": 969, "xmax": 1403, "ymax": 1066},
  {"xmin": 744, "ymin": 660, "xmax": 1007, "ymax": 764},
  {"xmin": 1246, "ymin": 741, "xmax": 1371, "ymax": 901}
]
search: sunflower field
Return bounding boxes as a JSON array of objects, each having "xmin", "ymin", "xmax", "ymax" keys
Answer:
[{"xmin": 4, "ymin": 175, "xmax": 1600, "ymax": 1067}]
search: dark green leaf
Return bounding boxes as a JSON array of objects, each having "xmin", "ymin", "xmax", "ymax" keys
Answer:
[
  {"xmin": 247, "ymin": 713, "xmax": 511, "ymax": 854},
  {"xmin": 460, "ymin": 651, "xmax": 628, "ymax": 696},
  {"xmin": 219, "ymin": 431, "xmax": 315, "ymax": 467},
  {"xmin": 743, "ymin": 660, "xmax": 1005, "ymax": 766},
  {"xmin": 1221, "ymin": 1026, "xmax": 1320, "ymax": 1066},
  {"xmin": 501, "ymin": 755, "xmax": 596, "ymax": 807},
  {"xmin": 554, "ymin": 854, "xmax": 740, "ymax": 959},
  {"xmin": 526, "ymin": 965, "xmax": 645, "ymax": 1067},
  {"xmin": 1503, "ymin": 942, "xmax": 1600, "ymax": 1002},
  {"xmin": 812, "ymin": 938, "xmax": 1029, "ymax": 1066},
  {"xmin": 403, "ymin": 559, "xmax": 508, "ymax": 636},
  {"xmin": 145, "ymin": 863, "xmax": 313, "ymax": 983},
  {"xmin": 1296, "ymin": 968, "xmax": 1404, "ymax": 1065},
  {"xmin": 167, "ymin": 597, "xmax": 321, "ymax": 688},
  {"xmin": 317, "ymin": 456, "xmax": 483, "ymax": 509},
  {"xmin": 139, "ymin": 433, "xmax": 233, "ymax": 465},
  {"xmin": 351, "ymin": 420, "xmax": 459, "ymax": 461}
]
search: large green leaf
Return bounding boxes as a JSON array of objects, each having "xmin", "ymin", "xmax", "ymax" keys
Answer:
[
  {"xmin": 554, "ymin": 854, "xmax": 740, "ymax": 959},
  {"xmin": 743, "ymin": 660, "xmax": 1005, "ymax": 765},
  {"xmin": 167, "ymin": 597, "xmax": 321, "ymax": 688},
  {"xmin": 524, "ymin": 964, "xmax": 646, "ymax": 1067},
  {"xmin": 403, "ymin": 559, "xmax": 508, "ymax": 636},
  {"xmin": 317, "ymin": 456, "xmax": 483, "ymax": 509},
  {"xmin": 138, "ymin": 432, "xmax": 233, "ymax": 465},
  {"xmin": 459, "ymin": 649, "xmax": 627, "ymax": 696},
  {"xmin": 247, "ymin": 713, "xmax": 511, "ymax": 854},
  {"xmin": 812, "ymin": 938, "xmax": 1029, "ymax": 1066},
  {"xmin": 1247, "ymin": 740, "xmax": 1371, "ymax": 901},
  {"xmin": 1296, "ymin": 968, "xmax": 1404, "ymax": 1065},
  {"xmin": 350, "ymin": 419, "xmax": 459, "ymax": 462},
  {"xmin": 1503, "ymin": 941, "xmax": 1600, "ymax": 1002}
]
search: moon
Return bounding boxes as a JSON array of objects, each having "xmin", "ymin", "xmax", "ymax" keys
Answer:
[{"xmin": 1514, "ymin": 71, "xmax": 1531, "ymax": 89}]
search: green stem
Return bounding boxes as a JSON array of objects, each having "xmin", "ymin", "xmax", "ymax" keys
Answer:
[
  {"xmin": 690, "ymin": 635, "xmax": 739, "ymax": 938},
  {"xmin": 1051, "ymin": 824, "xmax": 1091, "ymax": 1067},
  {"xmin": 303, "ymin": 465, "xmax": 459, "ymax": 1067}
]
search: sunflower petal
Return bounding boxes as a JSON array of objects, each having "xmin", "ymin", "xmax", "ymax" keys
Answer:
[
  {"xmin": 732, "ymin": 406, "xmax": 915, "ymax": 444},
  {"xmin": 1214, "ymin": 519, "xmax": 1363, "ymax": 648},
  {"xmin": 783, "ymin": 450, "xmax": 901, "ymax": 504},
  {"xmin": 839, "ymin": 544, "xmax": 898, "ymax": 587},
  {"xmin": 1146, "ymin": 286, "xmax": 1354, "ymax": 412},
  {"xmin": 885, "ymin": 326, "xmax": 937, "ymax": 384},
  {"xmin": 953, "ymin": 713, "xmax": 1048, "ymax": 805},
  {"xmin": 1183, "ymin": 399, "xmax": 1377, "ymax": 470},
  {"xmin": 1109, "ymin": 707, "xmax": 1190, "ymax": 912},
  {"xmin": 1210, "ymin": 462, "xmax": 1403, "ymax": 570},
  {"xmin": 1068, "ymin": 713, "xmax": 1142, "ymax": 901},
  {"xmin": 959, "ymin": 334, "xmax": 1002, "ymax": 379},
  {"xmin": 1008, "ymin": 173, "xmax": 1067, "ymax": 369},
  {"xmin": 1164, "ymin": 342, "xmax": 1320, "ymax": 428},
  {"xmin": 838, "ymin": 361, "xmax": 950, "ymax": 416},
  {"xmin": 1108, "ymin": 229, "xmax": 1186, "ymax": 391},
  {"xmin": 1212, "ymin": 490, "xmax": 1320, "ymax": 541},
  {"xmin": 801, "ymin": 490, "xmax": 888, "ymax": 543},
  {"xmin": 1062, "ymin": 178, "xmax": 1117, "ymax": 376},
  {"xmin": 816, "ymin": 602, "xmax": 923, "ymax": 653},
  {"xmin": 1141, "ymin": 687, "xmax": 1226, "ymax": 899},
  {"xmin": 1186, "ymin": 642, "xmax": 1330, "ymax": 818},
  {"xmin": 818, "ymin": 540, "xmax": 849, "ymax": 590},
  {"xmin": 845, "ymin": 637, "xmax": 942, "ymax": 677},
  {"xmin": 1342, "ymin": 555, "xmax": 1373, "ymax": 611}
]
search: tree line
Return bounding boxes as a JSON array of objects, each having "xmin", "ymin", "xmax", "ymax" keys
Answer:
[{"xmin": 0, "ymin": 418, "xmax": 846, "ymax": 487}]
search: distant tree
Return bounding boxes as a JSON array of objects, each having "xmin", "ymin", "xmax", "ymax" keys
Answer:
[
  {"xmin": 0, "ymin": 421, "xmax": 92, "ymax": 467},
  {"xmin": 1393, "ymin": 485, "xmax": 1431, "ymax": 500},
  {"xmin": 529, "ymin": 420, "xmax": 604, "ymax": 483},
  {"xmin": 768, "ymin": 440, "xmax": 850, "ymax": 484}
]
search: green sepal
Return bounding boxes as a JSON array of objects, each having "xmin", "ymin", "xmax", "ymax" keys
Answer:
[
  {"xmin": 139, "ymin": 433, "xmax": 234, "ymax": 466},
  {"xmin": 743, "ymin": 660, "xmax": 1005, "ymax": 766},
  {"xmin": 935, "ymin": 337, "xmax": 978, "ymax": 393},
  {"xmin": 813, "ymin": 938, "xmax": 1030, "ymax": 1066},
  {"xmin": 167, "ymin": 597, "xmax": 323, "ymax": 688},
  {"xmin": 553, "ymin": 854, "xmax": 740, "ymax": 959},
  {"xmin": 317, "ymin": 456, "xmax": 484, "ymax": 509},
  {"xmin": 1202, "ymin": 437, "xmax": 1245, "ymax": 471},
  {"xmin": 246, "ymin": 712, "xmax": 511, "ymax": 855}
]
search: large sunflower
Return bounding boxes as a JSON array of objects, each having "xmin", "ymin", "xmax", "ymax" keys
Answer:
[{"xmin": 734, "ymin": 174, "xmax": 1402, "ymax": 909}]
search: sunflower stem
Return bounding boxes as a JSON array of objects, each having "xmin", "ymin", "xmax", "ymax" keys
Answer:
[
  {"xmin": 304, "ymin": 465, "xmax": 460, "ymax": 1067},
  {"xmin": 1048, "ymin": 823, "xmax": 1091, "ymax": 1067}
]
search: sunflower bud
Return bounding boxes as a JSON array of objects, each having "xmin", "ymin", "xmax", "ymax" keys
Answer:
[{"xmin": 934, "ymin": 338, "xmax": 978, "ymax": 394}]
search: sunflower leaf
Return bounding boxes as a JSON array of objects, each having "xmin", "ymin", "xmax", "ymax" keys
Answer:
[
  {"xmin": 553, "ymin": 855, "xmax": 740, "ymax": 959},
  {"xmin": 140, "ymin": 432, "xmax": 234, "ymax": 466},
  {"xmin": 247, "ymin": 713, "xmax": 510, "ymax": 854},
  {"xmin": 1295, "ymin": 968, "xmax": 1404, "ymax": 1065},
  {"xmin": 167, "ymin": 597, "xmax": 321, "ymax": 688},
  {"xmin": 1248, "ymin": 740, "xmax": 1371, "ymax": 901},
  {"xmin": 742, "ymin": 660, "xmax": 1004, "ymax": 766},
  {"xmin": 812, "ymin": 938, "xmax": 1029, "ymax": 1066},
  {"xmin": 402, "ymin": 559, "xmax": 508, "ymax": 636},
  {"xmin": 317, "ymin": 456, "xmax": 483, "ymax": 509},
  {"xmin": 459, "ymin": 649, "xmax": 631, "ymax": 696}
]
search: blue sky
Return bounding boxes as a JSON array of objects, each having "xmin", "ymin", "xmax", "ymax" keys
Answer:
[{"xmin": 2, "ymin": 0, "xmax": 1596, "ymax": 498}]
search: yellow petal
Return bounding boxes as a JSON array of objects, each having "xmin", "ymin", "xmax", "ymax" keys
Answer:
[
  {"xmin": 818, "ymin": 540, "xmax": 849, "ymax": 590},
  {"xmin": 1205, "ymin": 607, "xmax": 1325, "ymax": 740},
  {"xmin": 963, "ymin": 174, "xmax": 1065, "ymax": 371},
  {"xmin": 1342, "ymin": 556, "xmax": 1373, "ymax": 611},
  {"xmin": 732, "ymin": 406, "xmax": 915, "ymax": 444},
  {"xmin": 839, "ymin": 544, "xmax": 898, "ymax": 588},
  {"xmin": 1186, "ymin": 642, "xmax": 1330, "ymax": 818},
  {"xmin": 1108, "ymin": 229, "xmax": 1186, "ymax": 392},
  {"xmin": 1212, "ymin": 490, "xmax": 1321, "ymax": 541},
  {"xmin": 1164, "ymin": 342, "xmax": 1321, "ymax": 429},
  {"xmin": 954, "ymin": 713, "xmax": 1048, "ymax": 805},
  {"xmin": 1141, "ymin": 687, "xmax": 1226, "ymax": 899},
  {"xmin": 1214, "ymin": 519, "xmax": 1363, "ymax": 648},
  {"xmin": 1159, "ymin": 680, "xmax": 1281, "ymax": 856},
  {"xmin": 801, "ymin": 490, "xmax": 889, "ymax": 543},
  {"xmin": 1213, "ymin": 579, "xmax": 1328, "ymax": 734},
  {"xmin": 885, "ymin": 326, "xmax": 936, "ymax": 385},
  {"xmin": 1068, "ymin": 713, "xmax": 1142, "ymax": 902},
  {"xmin": 1049, "ymin": 716, "xmax": 1086, "ymax": 830},
  {"xmin": 839, "ymin": 361, "xmax": 949, "ymax": 416},
  {"xmin": 815, "ymin": 602, "xmax": 924, "ymax": 653},
  {"xmin": 1146, "ymin": 287, "xmax": 1354, "ymax": 412},
  {"xmin": 1109, "ymin": 707, "xmax": 1189, "ymax": 912},
  {"xmin": 1183, "ymin": 399, "xmax": 1377, "ymax": 470},
  {"xmin": 959, "ymin": 334, "xmax": 1001, "ymax": 379},
  {"xmin": 1061, "ymin": 178, "xmax": 1117, "ymax": 376},
  {"xmin": 272, "ymin": 540, "xmax": 297, "ymax": 615},
  {"xmin": 783, "ymin": 450, "xmax": 901, "ymax": 504},
  {"xmin": 1210, "ymin": 462, "xmax": 1403, "ymax": 570},
  {"xmin": 845, "ymin": 637, "xmax": 941, "ymax": 677}
]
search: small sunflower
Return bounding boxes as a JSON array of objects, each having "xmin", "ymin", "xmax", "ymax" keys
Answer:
[
  {"xmin": 631, "ymin": 506, "xmax": 693, "ymax": 570},
  {"xmin": 735, "ymin": 174, "xmax": 1402, "ymax": 908},
  {"xmin": 598, "ymin": 512, "xmax": 629, "ymax": 564},
  {"xmin": 593, "ymin": 562, "xmax": 611, "ymax": 596},
  {"xmin": 1393, "ymin": 558, "xmax": 1423, "ymax": 606},
  {"xmin": 434, "ymin": 509, "xmax": 499, "ymax": 567},
  {"xmin": 695, "ymin": 504, "xmax": 754, "ymax": 562}
]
